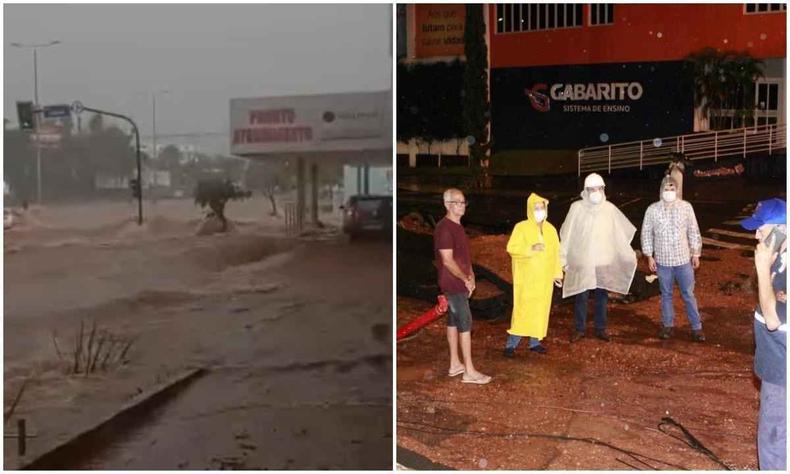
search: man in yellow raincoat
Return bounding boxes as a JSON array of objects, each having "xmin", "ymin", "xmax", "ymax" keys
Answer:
[{"xmin": 503, "ymin": 193, "xmax": 563, "ymax": 358}]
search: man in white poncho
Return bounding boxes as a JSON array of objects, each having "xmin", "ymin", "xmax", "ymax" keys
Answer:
[{"xmin": 560, "ymin": 173, "xmax": 638, "ymax": 342}]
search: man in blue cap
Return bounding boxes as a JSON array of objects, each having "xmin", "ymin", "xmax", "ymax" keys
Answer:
[{"xmin": 740, "ymin": 197, "xmax": 787, "ymax": 471}]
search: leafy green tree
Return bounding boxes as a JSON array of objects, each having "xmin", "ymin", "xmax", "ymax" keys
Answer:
[
  {"xmin": 687, "ymin": 48, "xmax": 764, "ymax": 130},
  {"xmin": 158, "ymin": 145, "xmax": 183, "ymax": 168},
  {"xmin": 3, "ymin": 128, "xmax": 34, "ymax": 202},
  {"xmin": 397, "ymin": 60, "xmax": 465, "ymax": 159},
  {"xmin": 462, "ymin": 4, "xmax": 491, "ymax": 182}
]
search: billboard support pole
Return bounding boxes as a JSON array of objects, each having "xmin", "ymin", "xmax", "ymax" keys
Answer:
[
  {"xmin": 311, "ymin": 162, "xmax": 319, "ymax": 226},
  {"xmin": 297, "ymin": 157, "xmax": 305, "ymax": 233}
]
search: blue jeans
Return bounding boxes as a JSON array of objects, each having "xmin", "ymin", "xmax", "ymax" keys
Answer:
[
  {"xmin": 574, "ymin": 288, "xmax": 608, "ymax": 333},
  {"xmin": 657, "ymin": 262, "xmax": 702, "ymax": 330},
  {"xmin": 758, "ymin": 380, "xmax": 787, "ymax": 470},
  {"xmin": 505, "ymin": 334, "xmax": 540, "ymax": 350}
]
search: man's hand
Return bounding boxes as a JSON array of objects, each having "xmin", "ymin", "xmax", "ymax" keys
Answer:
[
  {"xmin": 755, "ymin": 237, "xmax": 778, "ymax": 275},
  {"xmin": 647, "ymin": 256, "xmax": 657, "ymax": 273},
  {"xmin": 465, "ymin": 274, "xmax": 476, "ymax": 296},
  {"xmin": 554, "ymin": 278, "xmax": 563, "ymax": 288},
  {"xmin": 532, "ymin": 243, "xmax": 545, "ymax": 252},
  {"xmin": 777, "ymin": 291, "xmax": 787, "ymax": 304},
  {"xmin": 691, "ymin": 256, "xmax": 700, "ymax": 270}
]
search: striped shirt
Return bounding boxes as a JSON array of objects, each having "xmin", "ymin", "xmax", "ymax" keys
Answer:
[{"xmin": 641, "ymin": 200, "xmax": 702, "ymax": 267}]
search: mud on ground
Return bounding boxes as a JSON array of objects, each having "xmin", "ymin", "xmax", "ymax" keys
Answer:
[{"xmin": 397, "ymin": 234, "xmax": 761, "ymax": 470}]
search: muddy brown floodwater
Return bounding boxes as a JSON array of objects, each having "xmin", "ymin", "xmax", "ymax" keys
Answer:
[
  {"xmin": 4, "ymin": 198, "xmax": 392, "ymax": 469},
  {"xmin": 397, "ymin": 233, "xmax": 762, "ymax": 471}
]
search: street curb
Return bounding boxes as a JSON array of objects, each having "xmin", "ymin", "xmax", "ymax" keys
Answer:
[{"xmin": 18, "ymin": 367, "xmax": 207, "ymax": 470}]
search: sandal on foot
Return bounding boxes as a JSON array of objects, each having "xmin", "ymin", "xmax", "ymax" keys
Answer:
[
  {"xmin": 461, "ymin": 373, "xmax": 492, "ymax": 385},
  {"xmin": 448, "ymin": 366, "xmax": 465, "ymax": 377}
]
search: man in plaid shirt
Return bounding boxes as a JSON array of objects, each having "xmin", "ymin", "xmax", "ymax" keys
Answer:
[{"xmin": 641, "ymin": 176, "xmax": 705, "ymax": 342}]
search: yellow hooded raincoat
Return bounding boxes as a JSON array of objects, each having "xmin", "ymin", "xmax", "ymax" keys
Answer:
[{"xmin": 506, "ymin": 193, "xmax": 563, "ymax": 339}]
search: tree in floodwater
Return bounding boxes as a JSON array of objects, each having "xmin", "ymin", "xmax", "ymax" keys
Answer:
[{"xmin": 194, "ymin": 178, "xmax": 251, "ymax": 231}]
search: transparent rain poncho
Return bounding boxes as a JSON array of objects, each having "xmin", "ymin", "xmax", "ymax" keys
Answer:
[{"xmin": 559, "ymin": 188, "xmax": 637, "ymax": 298}]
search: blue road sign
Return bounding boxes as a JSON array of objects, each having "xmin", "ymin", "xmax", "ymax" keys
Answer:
[{"xmin": 43, "ymin": 104, "xmax": 72, "ymax": 119}]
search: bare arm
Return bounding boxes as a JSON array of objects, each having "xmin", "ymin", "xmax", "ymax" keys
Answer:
[{"xmin": 755, "ymin": 241, "xmax": 781, "ymax": 330}]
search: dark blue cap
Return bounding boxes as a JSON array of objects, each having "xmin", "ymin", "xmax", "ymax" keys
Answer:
[{"xmin": 740, "ymin": 198, "xmax": 787, "ymax": 230}]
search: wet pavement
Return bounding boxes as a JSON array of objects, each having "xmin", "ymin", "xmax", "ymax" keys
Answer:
[{"xmin": 53, "ymin": 362, "xmax": 391, "ymax": 470}]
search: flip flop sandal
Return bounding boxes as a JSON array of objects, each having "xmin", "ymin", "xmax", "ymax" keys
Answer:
[
  {"xmin": 448, "ymin": 367, "xmax": 465, "ymax": 377},
  {"xmin": 461, "ymin": 374, "xmax": 492, "ymax": 385}
]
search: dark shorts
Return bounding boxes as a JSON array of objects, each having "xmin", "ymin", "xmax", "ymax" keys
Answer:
[{"xmin": 446, "ymin": 292, "xmax": 472, "ymax": 333}]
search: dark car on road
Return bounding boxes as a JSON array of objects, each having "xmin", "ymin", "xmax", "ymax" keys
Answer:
[{"xmin": 341, "ymin": 195, "xmax": 392, "ymax": 240}]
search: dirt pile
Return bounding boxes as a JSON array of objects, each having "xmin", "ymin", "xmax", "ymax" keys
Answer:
[{"xmin": 399, "ymin": 212, "xmax": 433, "ymax": 235}]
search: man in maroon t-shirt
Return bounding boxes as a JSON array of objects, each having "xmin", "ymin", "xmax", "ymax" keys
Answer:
[{"xmin": 433, "ymin": 188, "xmax": 492, "ymax": 385}]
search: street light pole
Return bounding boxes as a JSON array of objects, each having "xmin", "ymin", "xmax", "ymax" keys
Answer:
[
  {"xmin": 152, "ymin": 90, "xmax": 169, "ymax": 161},
  {"xmin": 33, "ymin": 48, "xmax": 40, "ymax": 204},
  {"xmin": 11, "ymin": 40, "xmax": 61, "ymax": 204},
  {"xmin": 152, "ymin": 94, "xmax": 156, "ymax": 160}
]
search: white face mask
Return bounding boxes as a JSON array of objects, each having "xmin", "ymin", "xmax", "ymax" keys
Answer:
[
  {"xmin": 589, "ymin": 191, "xmax": 603, "ymax": 205},
  {"xmin": 662, "ymin": 190, "xmax": 677, "ymax": 202},
  {"xmin": 533, "ymin": 210, "xmax": 546, "ymax": 222}
]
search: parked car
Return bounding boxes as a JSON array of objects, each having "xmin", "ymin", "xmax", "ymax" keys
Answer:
[
  {"xmin": 4, "ymin": 208, "xmax": 14, "ymax": 230},
  {"xmin": 340, "ymin": 195, "xmax": 392, "ymax": 240}
]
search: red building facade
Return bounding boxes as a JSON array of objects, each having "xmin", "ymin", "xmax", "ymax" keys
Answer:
[
  {"xmin": 398, "ymin": 4, "xmax": 786, "ymax": 163},
  {"xmin": 488, "ymin": 4, "xmax": 785, "ymax": 68},
  {"xmin": 487, "ymin": 3, "xmax": 786, "ymax": 153}
]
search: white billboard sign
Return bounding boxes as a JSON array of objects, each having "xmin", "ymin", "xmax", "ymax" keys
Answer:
[{"xmin": 230, "ymin": 90, "xmax": 391, "ymax": 156}]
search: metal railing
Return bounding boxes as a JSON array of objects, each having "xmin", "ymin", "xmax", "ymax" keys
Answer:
[
  {"xmin": 284, "ymin": 202, "xmax": 300, "ymax": 235},
  {"xmin": 578, "ymin": 123, "xmax": 786, "ymax": 175}
]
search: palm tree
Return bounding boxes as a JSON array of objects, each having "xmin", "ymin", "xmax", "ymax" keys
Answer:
[
  {"xmin": 687, "ymin": 48, "xmax": 764, "ymax": 130},
  {"xmin": 727, "ymin": 52, "xmax": 765, "ymax": 127}
]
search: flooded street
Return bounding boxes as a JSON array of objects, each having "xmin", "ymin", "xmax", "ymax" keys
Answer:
[{"xmin": 4, "ymin": 197, "xmax": 392, "ymax": 469}]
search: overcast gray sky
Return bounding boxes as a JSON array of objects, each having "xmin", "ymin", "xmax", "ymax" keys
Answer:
[{"xmin": 4, "ymin": 3, "xmax": 391, "ymax": 154}]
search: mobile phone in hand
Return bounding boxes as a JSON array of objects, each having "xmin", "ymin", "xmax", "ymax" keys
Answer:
[{"xmin": 765, "ymin": 226, "xmax": 787, "ymax": 254}]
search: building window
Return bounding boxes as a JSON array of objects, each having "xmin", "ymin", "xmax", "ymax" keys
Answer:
[
  {"xmin": 711, "ymin": 79, "xmax": 782, "ymax": 129},
  {"xmin": 590, "ymin": 4, "xmax": 614, "ymax": 25},
  {"xmin": 744, "ymin": 3, "xmax": 786, "ymax": 14},
  {"xmin": 754, "ymin": 81, "xmax": 781, "ymax": 126},
  {"xmin": 496, "ymin": 3, "xmax": 583, "ymax": 33}
]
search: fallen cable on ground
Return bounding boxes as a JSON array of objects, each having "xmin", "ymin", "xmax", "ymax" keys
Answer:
[
  {"xmin": 398, "ymin": 420, "xmax": 688, "ymax": 470},
  {"xmin": 616, "ymin": 457, "xmax": 646, "ymax": 470},
  {"xmin": 658, "ymin": 416, "xmax": 733, "ymax": 470}
]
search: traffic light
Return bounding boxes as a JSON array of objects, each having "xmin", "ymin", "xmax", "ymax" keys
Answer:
[
  {"xmin": 16, "ymin": 101, "xmax": 34, "ymax": 130},
  {"xmin": 129, "ymin": 178, "xmax": 141, "ymax": 199}
]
